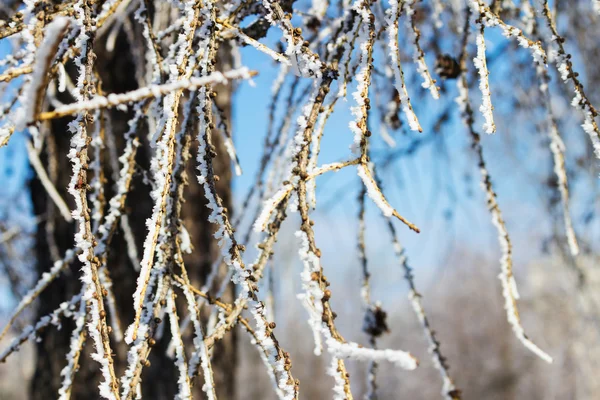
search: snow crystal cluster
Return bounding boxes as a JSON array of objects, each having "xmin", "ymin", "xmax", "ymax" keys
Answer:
[
  {"xmin": 472, "ymin": 28, "xmax": 495, "ymax": 134},
  {"xmin": 295, "ymin": 229, "xmax": 417, "ymax": 374},
  {"xmin": 262, "ymin": 0, "xmax": 323, "ymax": 78}
]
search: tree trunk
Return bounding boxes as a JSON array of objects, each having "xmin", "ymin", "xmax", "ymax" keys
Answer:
[{"xmin": 29, "ymin": 14, "xmax": 236, "ymax": 400}]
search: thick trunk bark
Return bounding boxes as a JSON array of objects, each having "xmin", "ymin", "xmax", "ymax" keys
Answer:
[{"xmin": 29, "ymin": 16, "xmax": 236, "ymax": 400}]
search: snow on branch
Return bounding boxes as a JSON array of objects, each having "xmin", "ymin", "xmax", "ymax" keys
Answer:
[
  {"xmin": 58, "ymin": 300, "xmax": 87, "ymax": 400},
  {"xmin": 0, "ymin": 295, "xmax": 82, "ymax": 363},
  {"xmin": 385, "ymin": 0, "xmax": 422, "ymax": 132},
  {"xmin": 456, "ymin": 35, "xmax": 553, "ymax": 363},
  {"xmin": 66, "ymin": 3, "xmax": 120, "ymax": 398},
  {"xmin": 39, "ymin": 68, "xmax": 256, "ymax": 120},
  {"xmin": 0, "ymin": 249, "xmax": 76, "ymax": 342},
  {"xmin": 15, "ymin": 16, "xmax": 70, "ymax": 135},
  {"xmin": 358, "ymin": 163, "xmax": 420, "ymax": 233},
  {"xmin": 538, "ymin": 0, "xmax": 600, "ymax": 161},
  {"xmin": 404, "ymin": 0, "xmax": 440, "ymax": 99},
  {"xmin": 165, "ymin": 290, "xmax": 192, "ymax": 400},
  {"xmin": 472, "ymin": 21, "xmax": 496, "ymax": 134}
]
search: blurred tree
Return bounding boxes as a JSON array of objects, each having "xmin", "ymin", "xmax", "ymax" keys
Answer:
[{"xmin": 28, "ymin": 9, "xmax": 236, "ymax": 400}]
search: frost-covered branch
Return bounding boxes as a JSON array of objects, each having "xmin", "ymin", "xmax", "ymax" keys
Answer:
[
  {"xmin": 39, "ymin": 68, "xmax": 256, "ymax": 121},
  {"xmin": 538, "ymin": 0, "xmax": 600, "ymax": 160},
  {"xmin": 456, "ymin": 23, "xmax": 552, "ymax": 362}
]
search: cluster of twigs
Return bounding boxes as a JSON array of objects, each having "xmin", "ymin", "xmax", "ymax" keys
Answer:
[{"xmin": 0, "ymin": 0, "xmax": 598, "ymax": 399}]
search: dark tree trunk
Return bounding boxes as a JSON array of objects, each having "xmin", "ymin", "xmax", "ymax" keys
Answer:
[
  {"xmin": 186, "ymin": 42, "xmax": 238, "ymax": 400},
  {"xmin": 29, "ymin": 14, "xmax": 236, "ymax": 400}
]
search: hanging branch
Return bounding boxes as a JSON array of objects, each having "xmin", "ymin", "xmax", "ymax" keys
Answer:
[
  {"xmin": 57, "ymin": 300, "xmax": 87, "ymax": 400},
  {"xmin": 404, "ymin": 0, "xmax": 440, "ymax": 99},
  {"xmin": 356, "ymin": 187, "xmax": 380, "ymax": 400},
  {"xmin": 65, "ymin": 3, "xmax": 121, "ymax": 397},
  {"xmin": 385, "ymin": 0, "xmax": 423, "ymax": 132},
  {"xmin": 372, "ymin": 167, "xmax": 461, "ymax": 399},
  {"xmin": 538, "ymin": 0, "xmax": 600, "ymax": 160},
  {"xmin": 472, "ymin": 18, "xmax": 496, "ymax": 134},
  {"xmin": 0, "ymin": 294, "xmax": 83, "ymax": 363},
  {"xmin": 456, "ymin": 7, "xmax": 552, "ymax": 363},
  {"xmin": 126, "ymin": 0, "xmax": 205, "ymax": 343}
]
